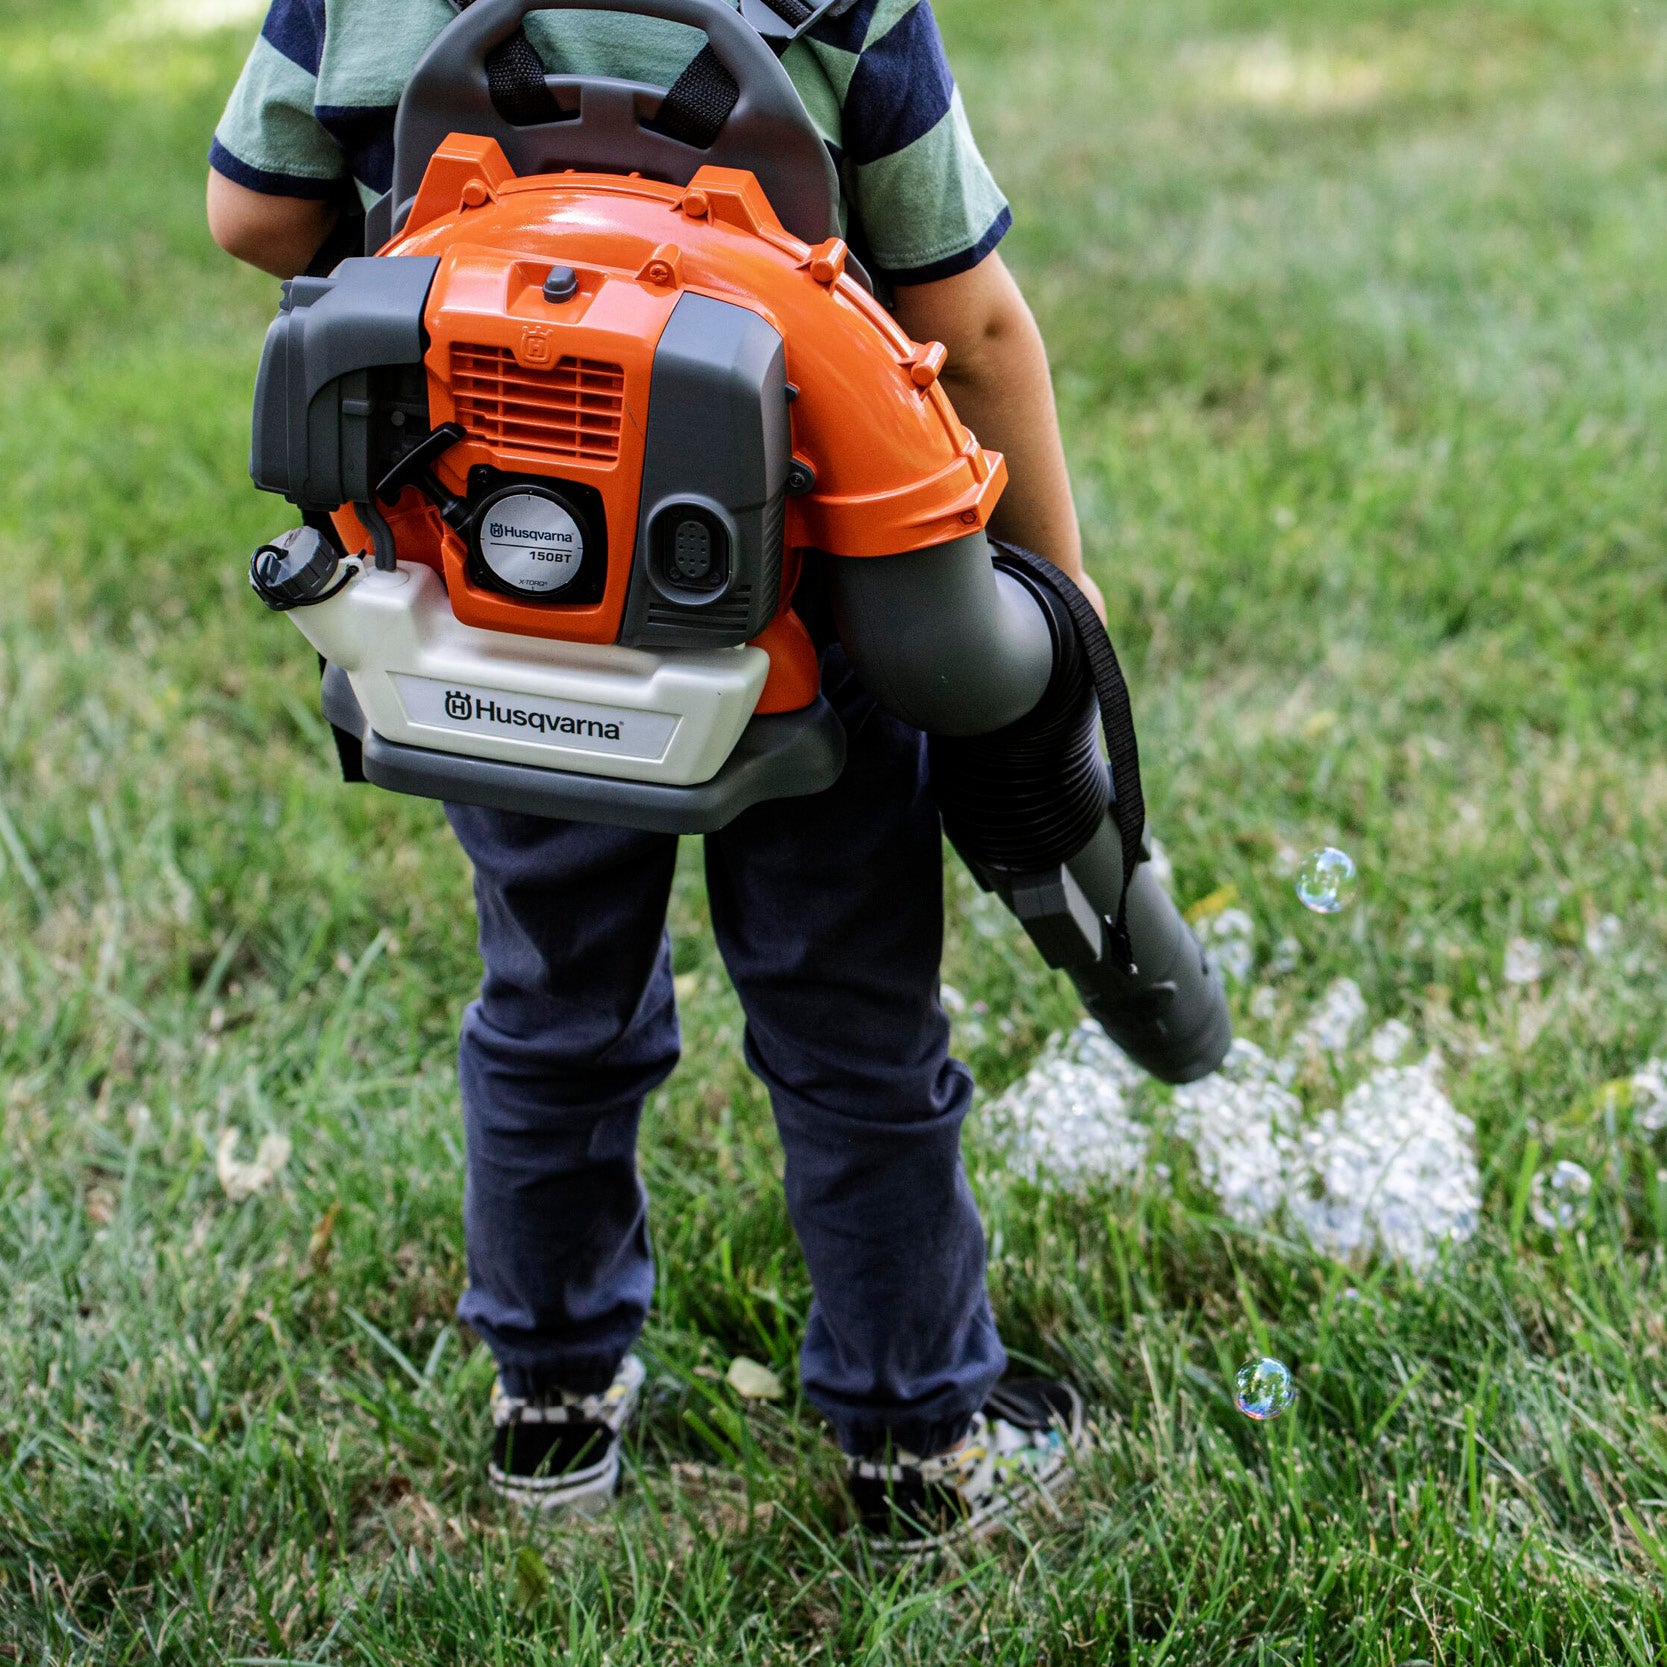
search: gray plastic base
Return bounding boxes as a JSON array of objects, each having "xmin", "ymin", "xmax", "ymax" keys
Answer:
[{"xmin": 321, "ymin": 663, "xmax": 845, "ymax": 832}]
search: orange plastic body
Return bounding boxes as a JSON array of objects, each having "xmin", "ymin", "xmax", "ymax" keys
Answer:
[{"xmin": 333, "ymin": 135, "xmax": 1006, "ymax": 715}]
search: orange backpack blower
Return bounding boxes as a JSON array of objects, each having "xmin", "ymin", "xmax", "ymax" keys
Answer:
[{"xmin": 247, "ymin": 0, "xmax": 1231, "ymax": 1084}]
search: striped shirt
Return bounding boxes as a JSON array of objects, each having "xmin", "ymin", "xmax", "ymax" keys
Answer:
[{"xmin": 211, "ymin": 0, "xmax": 1011, "ymax": 285}]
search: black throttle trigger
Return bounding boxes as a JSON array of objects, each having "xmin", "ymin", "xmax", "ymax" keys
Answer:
[
  {"xmin": 375, "ymin": 422, "xmax": 469, "ymax": 526},
  {"xmin": 376, "ymin": 421, "xmax": 466, "ymax": 500}
]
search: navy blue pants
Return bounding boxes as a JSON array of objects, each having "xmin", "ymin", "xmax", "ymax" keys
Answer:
[{"xmin": 445, "ymin": 649, "xmax": 1006, "ymax": 1457}]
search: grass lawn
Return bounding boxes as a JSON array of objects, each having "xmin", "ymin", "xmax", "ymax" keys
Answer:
[{"xmin": 4, "ymin": 0, "xmax": 1667, "ymax": 1657}]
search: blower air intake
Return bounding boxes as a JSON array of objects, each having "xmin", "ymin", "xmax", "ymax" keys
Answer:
[{"xmin": 245, "ymin": 0, "xmax": 1231, "ymax": 1085}]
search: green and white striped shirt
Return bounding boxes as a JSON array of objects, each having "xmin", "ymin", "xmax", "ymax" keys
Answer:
[{"xmin": 212, "ymin": 0, "xmax": 1011, "ymax": 283}]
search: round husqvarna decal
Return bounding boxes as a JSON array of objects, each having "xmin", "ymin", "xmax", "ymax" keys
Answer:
[{"xmin": 476, "ymin": 490, "xmax": 585, "ymax": 596}]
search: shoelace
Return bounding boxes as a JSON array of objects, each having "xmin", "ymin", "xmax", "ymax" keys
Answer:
[{"xmin": 855, "ymin": 1412, "xmax": 1039, "ymax": 1504}]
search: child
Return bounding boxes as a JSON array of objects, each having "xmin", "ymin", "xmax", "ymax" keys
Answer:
[{"xmin": 210, "ymin": 0, "xmax": 1105, "ymax": 1551}]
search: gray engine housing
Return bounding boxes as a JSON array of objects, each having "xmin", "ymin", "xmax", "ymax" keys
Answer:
[
  {"xmin": 251, "ymin": 256, "xmax": 440, "ymax": 512},
  {"xmin": 618, "ymin": 293, "xmax": 792, "ymax": 651}
]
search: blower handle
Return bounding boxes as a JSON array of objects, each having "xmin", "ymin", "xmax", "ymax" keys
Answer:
[{"xmin": 391, "ymin": 0, "xmax": 841, "ymax": 246}]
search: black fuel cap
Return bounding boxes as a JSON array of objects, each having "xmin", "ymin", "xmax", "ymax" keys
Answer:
[
  {"xmin": 542, "ymin": 265, "xmax": 579, "ymax": 303},
  {"xmin": 250, "ymin": 526, "xmax": 341, "ymax": 607}
]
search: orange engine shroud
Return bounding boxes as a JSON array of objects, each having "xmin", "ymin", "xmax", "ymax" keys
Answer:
[{"xmin": 332, "ymin": 135, "xmax": 1006, "ymax": 715}]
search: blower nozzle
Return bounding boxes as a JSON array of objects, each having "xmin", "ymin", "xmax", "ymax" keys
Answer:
[{"xmin": 833, "ymin": 535, "xmax": 1232, "ymax": 1087}]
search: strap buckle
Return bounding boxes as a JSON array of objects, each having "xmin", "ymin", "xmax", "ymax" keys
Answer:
[{"xmin": 738, "ymin": 0, "xmax": 854, "ymax": 51}]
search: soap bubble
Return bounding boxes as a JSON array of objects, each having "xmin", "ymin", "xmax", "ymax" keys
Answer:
[
  {"xmin": 1234, "ymin": 1357, "xmax": 1296, "ymax": 1422},
  {"xmin": 1634, "ymin": 1060, "xmax": 1667, "ymax": 1133},
  {"xmin": 1503, "ymin": 937, "xmax": 1546, "ymax": 986},
  {"xmin": 991, "ymin": 1022, "xmax": 1150, "ymax": 1188},
  {"xmin": 1295, "ymin": 847, "xmax": 1357, "ymax": 915},
  {"xmin": 1198, "ymin": 907, "xmax": 1255, "ymax": 984},
  {"xmin": 1585, "ymin": 914, "xmax": 1622, "ymax": 960},
  {"xmin": 1284, "ymin": 977, "xmax": 1368, "ymax": 1068},
  {"xmin": 1531, "ymin": 1160, "xmax": 1593, "ymax": 1233},
  {"xmin": 1369, "ymin": 1019, "xmax": 1415, "ymax": 1064}
]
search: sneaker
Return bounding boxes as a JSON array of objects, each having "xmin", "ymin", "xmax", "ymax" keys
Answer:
[
  {"xmin": 848, "ymin": 1377, "xmax": 1087, "ymax": 1553},
  {"xmin": 488, "ymin": 1354, "xmax": 646, "ymax": 1514}
]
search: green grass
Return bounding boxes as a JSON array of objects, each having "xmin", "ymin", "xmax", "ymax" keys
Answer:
[{"xmin": 4, "ymin": 0, "xmax": 1667, "ymax": 1658}]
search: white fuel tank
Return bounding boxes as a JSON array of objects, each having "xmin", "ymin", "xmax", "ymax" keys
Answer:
[{"xmin": 288, "ymin": 562, "xmax": 769, "ymax": 787}]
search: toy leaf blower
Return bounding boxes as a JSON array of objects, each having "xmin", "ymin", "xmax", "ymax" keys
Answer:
[{"xmin": 246, "ymin": 0, "xmax": 1232, "ymax": 1084}]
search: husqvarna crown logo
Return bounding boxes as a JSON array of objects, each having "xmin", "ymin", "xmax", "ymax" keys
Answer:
[
  {"xmin": 518, "ymin": 324, "xmax": 557, "ymax": 367},
  {"xmin": 444, "ymin": 689, "xmax": 473, "ymax": 721}
]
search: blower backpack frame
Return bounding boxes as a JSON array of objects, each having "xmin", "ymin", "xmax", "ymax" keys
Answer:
[{"xmin": 247, "ymin": 0, "xmax": 1232, "ymax": 1084}]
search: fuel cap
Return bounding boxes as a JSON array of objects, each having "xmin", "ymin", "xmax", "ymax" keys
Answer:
[{"xmin": 250, "ymin": 525, "xmax": 342, "ymax": 607}]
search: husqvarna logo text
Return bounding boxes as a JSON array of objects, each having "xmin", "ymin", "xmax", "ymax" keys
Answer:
[
  {"xmin": 488, "ymin": 520, "xmax": 574, "ymax": 546},
  {"xmin": 441, "ymin": 689, "xmax": 623, "ymax": 741},
  {"xmin": 394, "ymin": 673, "xmax": 675, "ymax": 763}
]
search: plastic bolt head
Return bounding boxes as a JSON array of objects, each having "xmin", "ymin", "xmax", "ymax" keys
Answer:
[
  {"xmin": 639, "ymin": 242, "xmax": 683, "ymax": 287},
  {"xmin": 808, "ymin": 239, "xmax": 848, "ymax": 285},
  {"xmin": 909, "ymin": 341, "xmax": 948, "ymax": 388}
]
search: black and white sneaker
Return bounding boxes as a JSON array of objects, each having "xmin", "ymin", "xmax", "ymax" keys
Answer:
[
  {"xmin": 488, "ymin": 1354, "xmax": 646, "ymax": 1514},
  {"xmin": 848, "ymin": 1378, "xmax": 1087, "ymax": 1553}
]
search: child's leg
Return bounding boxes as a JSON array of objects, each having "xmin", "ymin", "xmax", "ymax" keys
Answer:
[
  {"xmin": 445, "ymin": 806, "xmax": 681, "ymax": 1397},
  {"xmin": 704, "ymin": 649, "xmax": 1007, "ymax": 1459}
]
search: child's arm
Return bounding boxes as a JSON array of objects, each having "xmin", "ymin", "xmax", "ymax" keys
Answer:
[
  {"xmin": 207, "ymin": 169, "xmax": 337, "ymax": 279},
  {"xmin": 892, "ymin": 254, "xmax": 1105, "ymax": 621}
]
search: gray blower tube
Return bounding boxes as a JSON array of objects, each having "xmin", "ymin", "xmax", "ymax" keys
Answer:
[{"xmin": 830, "ymin": 532, "xmax": 1233, "ymax": 1085}]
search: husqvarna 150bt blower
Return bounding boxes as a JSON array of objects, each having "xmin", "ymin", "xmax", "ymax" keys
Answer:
[{"xmin": 246, "ymin": 0, "xmax": 1232, "ymax": 1083}]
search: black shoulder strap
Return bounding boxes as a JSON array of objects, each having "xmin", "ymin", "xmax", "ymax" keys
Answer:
[
  {"xmin": 653, "ymin": 0, "xmax": 847, "ymax": 147},
  {"xmin": 450, "ymin": 0, "xmax": 845, "ymax": 147},
  {"xmin": 449, "ymin": 0, "xmax": 564, "ymax": 124},
  {"xmin": 992, "ymin": 544, "xmax": 1149, "ymax": 971},
  {"xmin": 647, "ymin": 43, "xmax": 741, "ymax": 146}
]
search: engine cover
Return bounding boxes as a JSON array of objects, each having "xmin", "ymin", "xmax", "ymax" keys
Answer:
[{"xmin": 248, "ymin": 136, "xmax": 1008, "ymax": 816}]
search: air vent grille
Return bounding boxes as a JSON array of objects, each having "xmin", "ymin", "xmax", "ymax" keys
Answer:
[
  {"xmin": 759, "ymin": 490, "xmax": 785, "ymax": 619},
  {"xmin": 451, "ymin": 345, "xmax": 625, "ymax": 463},
  {"xmin": 645, "ymin": 586, "xmax": 755, "ymax": 641}
]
